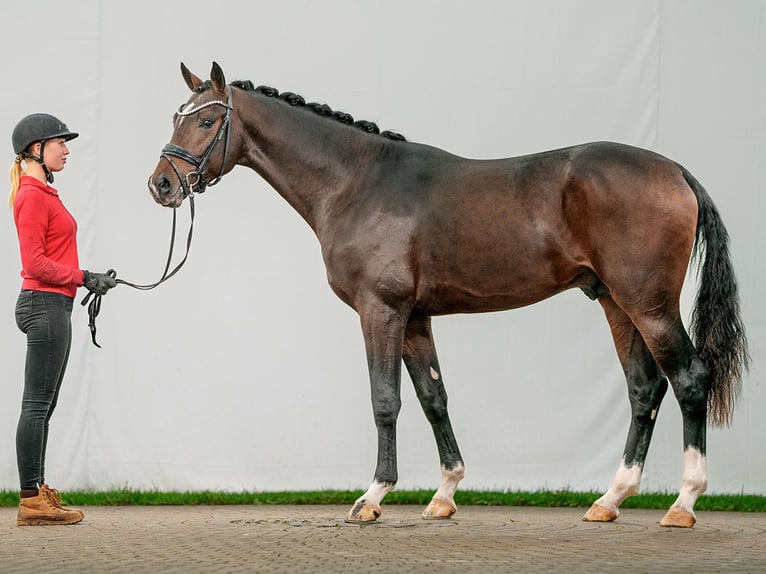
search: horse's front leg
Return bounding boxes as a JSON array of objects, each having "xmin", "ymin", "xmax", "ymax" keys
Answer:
[
  {"xmin": 346, "ymin": 303, "xmax": 408, "ymax": 523},
  {"xmin": 403, "ymin": 316, "xmax": 464, "ymax": 519}
]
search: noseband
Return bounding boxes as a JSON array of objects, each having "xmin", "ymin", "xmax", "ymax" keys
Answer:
[{"xmin": 161, "ymin": 85, "xmax": 234, "ymax": 197}]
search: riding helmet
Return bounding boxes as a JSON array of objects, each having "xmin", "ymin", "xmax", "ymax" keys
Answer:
[{"xmin": 12, "ymin": 113, "xmax": 79, "ymax": 154}]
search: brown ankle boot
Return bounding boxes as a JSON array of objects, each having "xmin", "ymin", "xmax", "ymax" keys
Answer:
[
  {"xmin": 40, "ymin": 484, "xmax": 83, "ymax": 514},
  {"xmin": 17, "ymin": 486, "xmax": 84, "ymax": 526}
]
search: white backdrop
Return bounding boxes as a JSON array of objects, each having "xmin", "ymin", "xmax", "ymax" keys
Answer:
[{"xmin": 0, "ymin": 0, "xmax": 763, "ymax": 495}]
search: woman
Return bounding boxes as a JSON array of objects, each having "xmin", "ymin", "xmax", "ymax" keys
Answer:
[{"xmin": 9, "ymin": 113, "xmax": 116, "ymax": 526}]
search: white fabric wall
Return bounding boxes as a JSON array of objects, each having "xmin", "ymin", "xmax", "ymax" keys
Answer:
[{"xmin": 0, "ymin": 0, "xmax": 763, "ymax": 494}]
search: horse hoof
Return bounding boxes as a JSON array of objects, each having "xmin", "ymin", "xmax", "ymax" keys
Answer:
[
  {"xmin": 345, "ymin": 501, "xmax": 382, "ymax": 523},
  {"xmin": 659, "ymin": 506, "xmax": 696, "ymax": 528},
  {"xmin": 422, "ymin": 497, "xmax": 457, "ymax": 520},
  {"xmin": 582, "ymin": 503, "xmax": 619, "ymax": 522}
]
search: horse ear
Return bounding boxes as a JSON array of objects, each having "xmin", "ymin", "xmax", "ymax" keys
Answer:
[
  {"xmin": 180, "ymin": 62, "xmax": 204, "ymax": 92},
  {"xmin": 210, "ymin": 61, "xmax": 226, "ymax": 94}
]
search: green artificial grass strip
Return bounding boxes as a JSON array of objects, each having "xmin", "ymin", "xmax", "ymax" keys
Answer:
[{"xmin": 1, "ymin": 489, "xmax": 764, "ymax": 511}]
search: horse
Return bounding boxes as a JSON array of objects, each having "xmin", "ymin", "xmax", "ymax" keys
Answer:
[{"xmin": 148, "ymin": 62, "xmax": 748, "ymax": 528}]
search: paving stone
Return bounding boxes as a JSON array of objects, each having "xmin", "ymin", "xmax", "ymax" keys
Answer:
[{"xmin": 1, "ymin": 505, "xmax": 764, "ymax": 573}]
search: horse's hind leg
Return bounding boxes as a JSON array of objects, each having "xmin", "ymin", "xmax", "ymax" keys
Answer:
[
  {"xmin": 593, "ymin": 291, "xmax": 711, "ymax": 527},
  {"xmin": 584, "ymin": 295, "xmax": 669, "ymax": 523},
  {"xmin": 402, "ymin": 317, "xmax": 465, "ymax": 519},
  {"xmin": 633, "ymin": 311, "xmax": 711, "ymax": 528}
]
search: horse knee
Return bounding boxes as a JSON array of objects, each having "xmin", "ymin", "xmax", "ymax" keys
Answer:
[
  {"xmin": 415, "ymin": 385, "xmax": 449, "ymax": 425},
  {"xmin": 371, "ymin": 395, "xmax": 401, "ymax": 427}
]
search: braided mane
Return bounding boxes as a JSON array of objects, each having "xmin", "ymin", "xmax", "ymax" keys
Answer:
[{"xmin": 230, "ymin": 80, "xmax": 406, "ymax": 142}]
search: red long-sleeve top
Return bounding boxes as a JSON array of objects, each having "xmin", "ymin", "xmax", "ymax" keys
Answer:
[{"xmin": 13, "ymin": 175, "xmax": 85, "ymax": 298}]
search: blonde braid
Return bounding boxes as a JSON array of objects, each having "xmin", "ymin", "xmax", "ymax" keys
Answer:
[{"xmin": 8, "ymin": 155, "xmax": 24, "ymax": 208}]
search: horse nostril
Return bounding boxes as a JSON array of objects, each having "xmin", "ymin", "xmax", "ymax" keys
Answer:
[{"xmin": 156, "ymin": 175, "xmax": 172, "ymax": 194}]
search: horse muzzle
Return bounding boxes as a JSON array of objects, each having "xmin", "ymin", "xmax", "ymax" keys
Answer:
[{"xmin": 148, "ymin": 172, "xmax": 185, "ymax": 208}]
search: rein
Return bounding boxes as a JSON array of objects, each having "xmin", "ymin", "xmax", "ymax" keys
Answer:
[
  {"xmin": 81, "ymin": 195, "xmax": 195, "ymax": 348},
  {"xmin": 82, "ymin": 86, "xmax": 234, "ymax": 347}
]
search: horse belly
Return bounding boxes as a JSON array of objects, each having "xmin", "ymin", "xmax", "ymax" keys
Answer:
[
  {"xmin": 411, "ymin": 200, "xmax": 587, "ymax": 314},
  {"xmin": 416, "ymin": 242, "xmax": 586, "ymax": 315}
]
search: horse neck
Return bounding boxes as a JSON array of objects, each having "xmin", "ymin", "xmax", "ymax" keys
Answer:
[{"xmin": 234, "ymin": 93, "xmax": 378, "ymax": 234}]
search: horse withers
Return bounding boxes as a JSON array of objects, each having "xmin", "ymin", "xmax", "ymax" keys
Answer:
[{"xmin": 148, "ymin": 62, "xmax": 748, "ymax": 528}]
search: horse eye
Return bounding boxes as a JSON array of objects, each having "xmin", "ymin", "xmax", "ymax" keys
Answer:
[{"xmin": 199, "ymin": 118, "xmax": 214, "ymax": 129}]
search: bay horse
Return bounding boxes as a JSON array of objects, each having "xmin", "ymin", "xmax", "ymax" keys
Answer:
[{"xmin": 148, "ymin": 62, "xmax": 748, "ymax": 528}]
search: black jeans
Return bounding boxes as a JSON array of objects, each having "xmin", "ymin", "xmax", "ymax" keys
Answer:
[{"xmin": 15, "ymin": 290, "xmax": 73, "ymax": 490}]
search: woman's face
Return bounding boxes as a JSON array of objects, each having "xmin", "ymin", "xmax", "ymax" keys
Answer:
[{"xmin": 32, "ymin": 138, "xmax": 69, "ymax": 172}]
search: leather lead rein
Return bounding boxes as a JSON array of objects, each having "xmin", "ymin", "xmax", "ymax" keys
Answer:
[{"xmin": 81, "ymin": 195, "xmax": 196, "ymax": 347}]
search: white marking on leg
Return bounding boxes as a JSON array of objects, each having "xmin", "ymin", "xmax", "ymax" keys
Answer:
[
  {"xmin": 356, "ymin": 480, "xmax": 395, "ymax": 509},
  {"xmin": 429, "ymin": 366, "xmax": 440, "ymax": 380},
  {"xmin": 593, "ymin": 460, "xmax": 642, "ymax": 515},
  {"xmin": 671, "ymin": 447, "xmax": 707, "ymax": 515},
  {"xmin": 433, "ymin": 463, "xmax": 465, "ymax": 504}
]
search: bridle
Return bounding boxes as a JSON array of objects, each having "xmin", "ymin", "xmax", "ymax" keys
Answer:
[
  {"xmin": 160, "ymin": 84, "xmax": 234, "ymax": 198},
  {"xmin": 82, "ymin": 85, "xmax": 235, "ymax": 347}
]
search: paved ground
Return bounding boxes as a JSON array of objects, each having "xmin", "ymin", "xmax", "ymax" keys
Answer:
[{"xmin": 0, "ymin": 504, "xmax": 764, "ymax": 573}]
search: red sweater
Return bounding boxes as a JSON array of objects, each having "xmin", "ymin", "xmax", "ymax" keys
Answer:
[{"xmin": 13, "ymin": 176, "xmax": 85, "ymax": 298}]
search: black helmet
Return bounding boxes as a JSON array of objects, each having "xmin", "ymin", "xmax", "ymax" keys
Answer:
[{"xmin": 12, "ymin": 113, "xmax": 79, "ymax": 155}]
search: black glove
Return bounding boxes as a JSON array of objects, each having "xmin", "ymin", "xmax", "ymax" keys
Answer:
[{"xmin": 82, "ymin": 270, "xmax": 117, "ymax": 296}]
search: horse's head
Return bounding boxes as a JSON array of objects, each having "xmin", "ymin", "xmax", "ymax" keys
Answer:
[{"xmin": 148, "ymin": 62, "xmax": 236, "ymax": 207}]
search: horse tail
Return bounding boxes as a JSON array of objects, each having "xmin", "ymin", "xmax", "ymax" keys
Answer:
[{"xmin": 682, "ymin": 167, "xmax": 749, "ymax": 427}]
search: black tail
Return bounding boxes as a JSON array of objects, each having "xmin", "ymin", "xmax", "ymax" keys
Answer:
[{"xmin": 683, "ymin": 168, "xmax": 749, "ymax": 427}]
